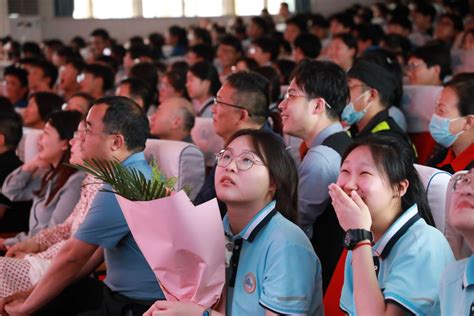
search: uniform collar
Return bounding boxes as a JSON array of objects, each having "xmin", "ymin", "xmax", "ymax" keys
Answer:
[
  {"xmin": 121, "ymin": 151, "xmax": 146, "ymax": 167},
  {"xmin": 463, "ymin": 255, "xmax": 474, "ymax": 289},
  {"xmin": 373, "ymin": 204, "xmax": 421, "ymax": 259},
  {"xmin": 311, "ymin": 122, "xmax": 344, "ymax": 148},
  {"xmin": 223, "ymin": 200, "xmax": 277, "ymax": 242}
]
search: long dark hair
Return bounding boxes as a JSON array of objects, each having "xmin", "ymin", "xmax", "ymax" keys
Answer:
[
  {"xmin": 341, "ymin": 135, "xmax": 435, "ymax": 226},
  {"xmin": 35, "ymin": 110, "xmax": 82, "ymax": 206},
  {"xmin": 224, "ymin": 129, "xmax": 298, "ymax": 224}
]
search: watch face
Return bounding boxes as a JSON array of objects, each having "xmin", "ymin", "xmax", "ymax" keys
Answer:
[{"xmin": 344, "ymin": 231, "xmax": 352, "ymax": 248}]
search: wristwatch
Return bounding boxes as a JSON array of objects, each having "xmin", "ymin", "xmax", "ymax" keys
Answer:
[{"xmin": 344, "ymin": 229, "xmax": 374, "ymax": 250}]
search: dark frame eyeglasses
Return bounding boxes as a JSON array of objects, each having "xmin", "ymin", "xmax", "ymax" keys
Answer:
[{"xmin": 213, "ymin": 98, "xmax": 252, "ymax": 117}]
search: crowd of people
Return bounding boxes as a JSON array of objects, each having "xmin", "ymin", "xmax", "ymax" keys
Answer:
[{"xmin": 0, "ymin": 0, "xmax": 473, "ymax": 315}]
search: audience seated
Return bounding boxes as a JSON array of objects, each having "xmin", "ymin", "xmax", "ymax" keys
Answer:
[
  {"xmin": 79, "ymin": 63, "xmax": 115, "ymax": 99},
  {"xmin": 63, "ymin": 92, "xmax": 94, "ymax": 115},
  {"xmin": 439, "ymin": 168, "xmax": 474, "ymax": 315},
  {"xmin": 330, "ymin": 135, "xmax": 454, "ymax": 315},
  {"xmin": 22, "ymin": 92, "xmax": 64, "ymax": 130},
  {"xmin": 57, "ymin": 58, "xmax": 84, "ymax": 100},
  {"xmin": 1, "ymin": 111, "xmax": 84, "ymax": 249},
  {"xmin": 115, "ymin": 77, "xmax": 152, "ymax": 113},
  {"xmin": 21, "ymin": 59, "xmax": 58, "ymax": 94},
  {"xmin": 427, "ymin": 75, "xmax": 474, "ymax": 172},
  {"xmin": 293, "ymin": 33, "xmax": 322, "ymax": 62},
  {"xmin": 3, "ymin": 65, "xmax": 28, "ymax": 109},
  {"xmin": 406, "ymin": 40, "xmax": 452, "ymax": 85},
  {"xmin": 145, "ymin": 129, "xmax": 323, "ymax": 316},
  {"xmin": 326, "ymin": 33, "xmax": 358, "ymax": 70},
  {"xmin": 149, "ymin": 97, "xmax": 195, "ymax": 142},
  {"xmin": 0, "ymin": 121, "xmax": 101, "ymax": 298},
  {"xmin": 158, "ymin": 69, "xmax": 189, "ymax": 102},
  {"xmin": 215, "ymin": 35, "xmax": 243, "ymax": 81},
  {"xmin": 278, "ymin": 59, "xmax": 352, "ymax": 291},
  {"xmin": 0, "ymin": 111, "xmax": 31, "ymax": 233},
  {"xmin": 186, "ymin": 61, "xmax": 221, "ymax": 117}
]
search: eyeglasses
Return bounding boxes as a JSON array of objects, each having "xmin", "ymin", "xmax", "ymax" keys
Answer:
[
  {"xmin": 213, "ymin": 98, "xmax": 252, "ymax": 116},
  {"xmin": 282, "ymin": 92, "xmax": 332, "ymax": 109},
  {"xmin": 83, "ymin": 125, "xmax": 109, "ymax": 137},
  {"xmin": 453, "ymin": 172, "xmax": 473, "ymax": 192},
  {"xmin": 215, "ymin": 149, "xmax": 265, "ymax": 171},
  {"xmin": 406, "ymin": 62, "xmax": 424, "ymax": 71}
]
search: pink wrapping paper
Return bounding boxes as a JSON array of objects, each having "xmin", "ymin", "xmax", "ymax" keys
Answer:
[{"xmin": 116, "ymin": 190, "xmax": 225, "ymax": 308}]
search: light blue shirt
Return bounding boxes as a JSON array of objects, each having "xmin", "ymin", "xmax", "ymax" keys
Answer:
[
  {"xmin": 298, "ymin": 122, "xmax": 345, "ymax": 238},
  {"xmin": 440, "ymin": 255, "xmax": 474, "ymax": 315},
  {"xmin": 340, "ymin": 204, "xmax": 454, "ymax": 315},
  {"xmin": 75, "ymin": 152, "xmax": 164, "ymax": 300},
  {"xmin": 224, "ymin": 201, "xmax": 323, "ymax": 316}
]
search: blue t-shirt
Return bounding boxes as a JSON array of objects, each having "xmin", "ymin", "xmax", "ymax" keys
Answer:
[
  {"xmin": 224, "ymin": 201, "xmax": 323, "ymax": 316},
  {"xmin": 439, "ymin": 255, "xmax": 474, "ymax": 316},
  {"xmin": 74, "ymin": 152, "xmax": 164, "ymax": 300},
  {"xmin": 340, "ymin": 204, "xmax": 454, "ymax": 316}
]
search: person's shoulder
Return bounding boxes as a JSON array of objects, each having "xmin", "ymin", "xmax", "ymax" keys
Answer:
[
  {"xmin": 267, "ymin": 213, "xmax": 313, "ymax": 248},
  {"xmin": 442, "ymin": 257, "xmax": 468, "ymax": 287}
]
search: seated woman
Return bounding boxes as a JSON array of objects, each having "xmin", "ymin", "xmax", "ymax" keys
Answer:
[
  {"xmin": 145, "ymin": 129, "xmax": 323, "ymax": 315},
  {"xmin": 1, "ymin": 111, "xmax": 84, "ymax": 249},
  {"xmin": 326, "ymin": 33, "xmax": 358, "ymax": 71},
  {"xmin": 439, "ymin": 168, "xmax": 474, "ymax": 315},
  {"xmin": 427, "ymin": 74, "xmax": 474, "ymax": 173},
  {"xmin": 329, "ymin": 135, "xmax": 454, "ymax": 315},
  {"xmin": 0, "ymin": 121, "xmax": 101, "ymax": 298}
]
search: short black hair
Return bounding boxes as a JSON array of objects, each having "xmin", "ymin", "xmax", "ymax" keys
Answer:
[
  {"xmin": 410, "ymin": 40, "xmax": 452, "ymax": 81},
  {"xmin": 4, "ymin": 65, "xmax": 28, "ymax": 87},
  {"xmin": 93, "ymin": 96, "xmax": 149, "ymax": 152},
  {"xmin": 286, "ymin": 15, "xmax": 308, "ymax": 33},
  {"xmin": 438, "ymin": 13, "xmax": 464, "ymax": 32},
  {"xmin": 65, "ymin": 58, "xmax": 86, "ymax": 73},
  {"xmin": 28, "ymin": 59, "xmax": 58, "ymax": 88},
  {"xmin": 188, "ymin": 44, "xmax": 214, "ymax": 63},
  {"xmin": 275, "ymin": 58, "xmax": 296, "ymax": 85},
  {"xmin": 356, "ymin": 24, "xmax": 384, "ymax": 46},
  {"xmin": 83, "ymin": 63, "xmax": 115, "ymax": 92},
  {"xmin": 329, "ymin": 13, "xmax": 355, "ymax": 31},
  {"xmin": 226, "ymin": 71, "xmax": 270, "ymax": 124},
  {"xmin": 190, "ymin": 27, "xmax": 212, "ymax": 46},
  {"xmin": 293, "ymin": 59, "xmax": 349, "ymax": 119},
  {"xmin": 250, "ymin": 16, "xmax": 270, "ymax": 34},
  {"xmin": 333, "ymin": 33, "xmax": 358, "ymax": 57},
  {"xmin": 310, "ymin": 14, "xmax": 329, "ymax": 29},
  {"xmin": 130, "ymin": 62, "xmax": 158, "ymax": 99},
  {"xmin": 444, "ymin": 74, "xmax": 474, "ymax": 117},
  {"xmin": 168, "ymin": 25, "xmax": 188, "ymax": 47},
  {"xmin": 0, "ymin": 110, "xmax": 23, "ymax": 150},
  {"xmin": 254, "ymin": 66, "xmax": 281, "ymax": 104},
  {"xmin": 90, "ymin": 28, "xmax": 110, "ymax": 40},
  {"xmin": 22, "ymin": 41, "xmax": 43, "ymax": 58},
  {"xmin": 413, "ymin": 1, "xmax": 437, "ymax": 22},
  {"xmin": 118, "ymin": 77, "xmax": 152, "ymax": 111},
  {"xmin": 219, "ymin": 34, "xmax": 243, "ymax": 54},
  {"xmin": 388, "ymin": 16, "xmax": 413, "ymax": 32},
  {"xmin": 252, "ymin": 37, "xmax": 279, "ymax": 61},
  {"xmin": 294, "ymin": 33, "xmax": 322, "ymax": 59},
  {"xmin": 29, "ymin": 92, "xmax": 64, "ymax": 122},
  {"xmin": 189, "ymin": 61, "xmax": 221, "ymax": 96}
]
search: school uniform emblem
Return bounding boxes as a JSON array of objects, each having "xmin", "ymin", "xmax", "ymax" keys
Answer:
[{"xmin": 244, "ymin": 272, "xmax": 256, "ymax": 293}]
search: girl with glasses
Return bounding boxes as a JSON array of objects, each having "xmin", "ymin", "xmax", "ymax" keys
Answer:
[{"xmin": 145, "ymin": 129, "xmax": 323, "ymax": 316}]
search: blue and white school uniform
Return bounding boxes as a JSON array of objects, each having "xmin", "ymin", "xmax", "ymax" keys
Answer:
[
  {"xmin": 224, "ymin": 200, "xmax": 323, "ymax": 316},
  {"xmin": 340, "ymin": 204, "xmax": 454, "ymax": 316},
  {"xmin": 439, "ymin": 255, "xmax": 474, "ymax": 315}
]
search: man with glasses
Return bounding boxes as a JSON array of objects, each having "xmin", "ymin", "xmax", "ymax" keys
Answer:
[
  {"xmin": 194, "ymin": 71, "xmax": 278, "ymax": 215},
  {"xmin": 406, "ymin": 41, "xmax": 451, "ymax": 86},
  {"xmin": 440, "ymin": 168, "xmax": 474, "ymax": 315},
  {"xmin": 278, "ymin": 59, "xmax": 352, "ymax": 291},
  {"xmin": 2, "ymin": 96, "xmax": 164, "ymax": 316}
]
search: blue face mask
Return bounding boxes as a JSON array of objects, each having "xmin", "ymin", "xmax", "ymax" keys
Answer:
[
  {"xmin": 341, "ymin": 91, "xmax": 371, "ymax": 125},
  {"xmin": 429, "ymin": 114, "xmax": 464, "ymax": 148}
]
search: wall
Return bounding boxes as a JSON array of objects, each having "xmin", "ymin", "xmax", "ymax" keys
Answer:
[{"xmin": 5, "ymin": 0, "xmax": 378, "ymax": 43}]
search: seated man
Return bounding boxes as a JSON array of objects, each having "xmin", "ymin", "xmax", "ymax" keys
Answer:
[
  {"xmin": 79, "ymin": 63, "xmax": 115, "ymax": 99},
  {"xmin": 278, "ymin": 59, "xmax": 352, "ymax": 291},
  {"xmin": 3, "ymin": 65, "xmax": 28, "ymax": 109},
  {"xmin": 0, "ymin": 112, "xmax": 31, "ymax": 232},
  {"xmin": 20, "ymin": 58, "xmax": 58, "ymax": 94},
  {"xmin": 344, "ymin": 60, "xmax": 412, "ymax": 148},
  {"xmin": 2, "ymin": 96, "xmax": 164, "ymax": 315},
  {"xmin": 115, "ymin": 77, "xmax": 152, "ymax": 113},
  {"xmin": 149, "ymin": 97, "xmax": 195, "ymax": 143},
  {"xmin": 439, "ymin": 168, "xmax": 474, "ymax": 315},
  {"xmin": 406, "ymin": 40, "xmax": 451, "ymax": 86},
  {"xmin": 194, "ymin": 71, "xmax": 279, "ymax": 215}
]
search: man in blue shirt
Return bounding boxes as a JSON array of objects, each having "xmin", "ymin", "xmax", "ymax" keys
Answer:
[
  {"xmin": 2, "ymin": 96, "xmax": 163, "ymax": 315},
  {"xmin": 278, "ymin": 59, "xmax": 352, "ymax": 291}
]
